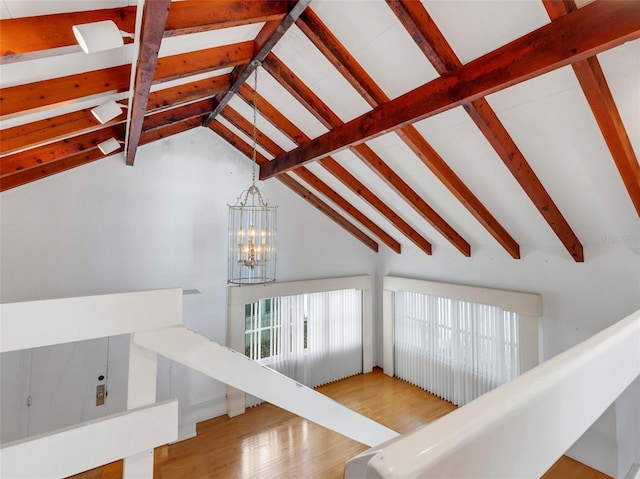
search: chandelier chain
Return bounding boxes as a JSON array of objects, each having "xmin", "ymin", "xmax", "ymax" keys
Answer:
[{"xmin": 251, "ymin": 62, "xmax": 259, "ymax": 187}]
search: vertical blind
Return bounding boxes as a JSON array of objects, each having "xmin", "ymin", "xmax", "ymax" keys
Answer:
[
  {"xmin": 245, "ymin": 289, "xmax": 363, "ymax": 406},
  {"xmin": 394, "ymin": 291, "xmax": 519, "ymax": 406}
]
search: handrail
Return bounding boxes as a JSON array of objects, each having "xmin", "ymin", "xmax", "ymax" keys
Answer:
[
  {"xmin": 352, "ymin": 309, "xmax": 640, "ymax": 478},
  {"xmin": 0, "ymin": 400, "xmax": 178, "ymax": 479},
  {"xmin": 0, "ymin": 288, "xmax": 183, "ymax": 352}
]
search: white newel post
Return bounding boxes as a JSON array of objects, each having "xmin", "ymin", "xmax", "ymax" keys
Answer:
[{"xmin": 123, "ymin": 337, "xmax": 158, "ymax": 477}]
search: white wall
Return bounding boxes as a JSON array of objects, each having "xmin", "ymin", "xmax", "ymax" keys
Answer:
[
  {"xmin": 1, "ymin": 129, "xmax": 638, "ymax": 472},
  {"xmin": 0, "ymin": 127, "xmax": 378, "ymax": 440}
]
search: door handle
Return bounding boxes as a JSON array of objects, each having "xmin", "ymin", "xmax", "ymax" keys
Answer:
[{"xmin": 96, "ymin": 384, "xmax": 106, "ymax": 406}]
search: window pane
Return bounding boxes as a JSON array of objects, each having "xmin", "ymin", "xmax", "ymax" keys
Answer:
[
  {"xmin": 245, "ymin": 333, "xmax": 252, "ymax": 357},
  {"xmin": 260, "ymin": 329, "xmax": 271, "ymax": 358}
]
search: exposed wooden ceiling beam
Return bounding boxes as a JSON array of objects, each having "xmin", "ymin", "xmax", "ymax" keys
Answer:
[
  {"xmin": 153, "ymin": 42, "xmax": 253, "ymax": 84},
  {"xmin": 1, "ymin": 116, "xmax": 205, "ymax": 192},
  {"xmin": 543, "ymin": 0, "xmax": 640, "ymax": 218},
  {"xmin": 209, "ymin": 120, "xmax": 379, "ymax": 252},
  {"xmin": 163, "ymin": 1, "xmax": 289, "ymax": 37},
  {"xmin": 147, "ymin": 75, "xmax": 231, "ymax": 111},
  {"xmin": 1, "ymin": 108, "xmax": 107, "ymax": 157},
  {"xmin": 276, "ymin": 175, "xmax": 379, "ymax": 252},
  {"xmin": 0, "ymin": 7, "xmax": 136, "ymax": 56},
  {"xmin": 297, "ymin": 8, "xmax": 519, "ymax": 258},
  {"xmin": 139, "ymin": 116, "xmax": 205, "ymax": 145},
  {"xmin": 351, "ymin": 143, "xmax": 469, "ymax": 256},
  {"xmin": 0, "ymin": 148, "xmax": 106, "ymax": 192},
  {"xmin": 295, "ymin": 10, "xmax": 387, "ymax": 107},
  {"xmin": 1, "ymin": 76, "xmax": 230, "ymax": 158},
  {"xmin": 1, "ymin": 105, "xmax": 211, "ymax": 173},
  {"xmin": 262, "ymin": 53, "xmax": 468, "ymax": 256},
  {"xmin": 236, "ymin": 83, "xmax": 434, "ymax": 256},
  {"xmin": 1, "ymin": 125, "xmax": 124, "ymax": 176},
  {"xmin": 388, "ymin": 0, "xmax": 583, "ymax": 261},
  {"xmin": 220, "ymin": 105, "xmax": 402, "ymax": 253},
  {"xmin": 142, "ymin": 99, "xmax": 214, "ymax": 133},
  {"xmin": 465, "ymin": 101, "xmax": 583, "ymax": 260},
  {"xmin": 0, "ymin": 1, "xmax": 289, "ymax": 57},
  {"xmin": 0, "ymin": 65, "xmax": 131, "ymax": 116},
  {"xmin": 260, "ymin": 0, "xmax": 640, "ymax": 180},
  {"xmin": 202, "ymin": 0, "xmax": 312, "ymax": 127},
  {"xmin": 125, "ymin": 0, "xmax": 171, "ymax": 166},
  {"xmin": 0, "ymin": 45, "xmax": 240, "ymax": 118}
]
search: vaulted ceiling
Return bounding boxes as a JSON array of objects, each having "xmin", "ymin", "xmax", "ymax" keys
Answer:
[{"xmin": 1, "ymin": 0, "xmax": 639, "ymax": 262}]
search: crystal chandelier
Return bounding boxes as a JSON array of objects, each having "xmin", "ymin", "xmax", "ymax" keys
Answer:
[{"xmin": 228, "ymin": 63, "xmax": 276, "ymax": 285}]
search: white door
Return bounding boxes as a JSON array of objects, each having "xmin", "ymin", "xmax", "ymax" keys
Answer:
[{"xmin": 26, "ymin": 338, "xmax": 109, "ymax": 436}]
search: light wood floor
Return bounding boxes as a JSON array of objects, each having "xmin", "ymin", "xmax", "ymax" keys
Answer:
[{"xmin": 70, "ymin": 368, "xmax": 610, "ymax": 479}]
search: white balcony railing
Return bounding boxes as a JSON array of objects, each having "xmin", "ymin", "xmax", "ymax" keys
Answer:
[{"xmin": 346, "ymin": 308, "xmax": 640, "ymax": 478}]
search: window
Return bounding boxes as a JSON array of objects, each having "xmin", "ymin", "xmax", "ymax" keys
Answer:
[
  {"xmin": 245, "ymin": 299, "xmax": 280, "ymax": 361},
  {"xmin": 244, "ymin": 297, "xmax": 310, "ymax": 362},
  {"xmin": 395, "ymin": 291, "xmax": 520, "ymax": 406},
  {"xmin": 243, "ymin": 289, "xmax": 363, "ymax": 406}
]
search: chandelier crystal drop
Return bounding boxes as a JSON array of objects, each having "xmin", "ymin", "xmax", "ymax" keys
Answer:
[{"xmin": 228, "ymin": 62, "xmax": 276, "ymax": 285}]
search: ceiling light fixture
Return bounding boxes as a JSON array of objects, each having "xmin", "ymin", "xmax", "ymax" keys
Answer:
[
  {"xmin": 228, "ymin": 61, "xmax": 277, "ymax": 285},
  {"xmin": 97, "ymin": 137, "xmax": 123, "ymax": 155},
  {"xmin": 72, "ymin": 20, "xmax": 134, "ymax": 54},
  {"xmin": 91, "ymin": 100, "xmax": 127, "ymax": 124}
]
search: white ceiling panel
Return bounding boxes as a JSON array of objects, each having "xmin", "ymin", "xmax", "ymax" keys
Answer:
[
  {"xmin": 412, "ymin": 106, "xmax": 560, "ymax": 248},
  {"xmin": 158, "ymin": 23, "xmax": 264, "ymax": 58},
  {"xmin": 0, "ymin": 0, "xmax": 129, "ymax": 19},
  {"xmin": 485, "ymin": 67, "xmax": 638, "ymax": 244},
  {"xmin": 312, "ymin": 0, "xmax": 439, "ymax": 100},
  {"xmin": 596, "ymin": 40, "xmax": 640, "ymax": 151},
  {"xmin": 256, "ymin": 67, "xmax": 329, "ymax": 141},
  {"xmin": 328, "ymin": 146, "xmax": 472, "ymax": 253},
  {"xmin": 273, "ymin": 25, "xmax": 372, "ymax": 123},
  {"xmin": 422, "ymin": 0, "xmax": 550, "ymax": 64},
  {"xmin": 363, "ymin": 131, "xmax": 515, "ymax": 249},
  {"xmin": 227, "ymin": 94, "xmax": 298, "ymax": 153},
  {"xmin": 301, "ymin": 160, "xmax": 404, "ymax": 246},
  {"xmin": 216, "ymin": 115, "xmax": 273, "ymax": 162}
]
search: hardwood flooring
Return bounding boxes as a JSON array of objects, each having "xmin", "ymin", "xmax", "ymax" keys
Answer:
[{"xmin": 69, "ymin": 368, "xmax": 610, "ymax": 479}]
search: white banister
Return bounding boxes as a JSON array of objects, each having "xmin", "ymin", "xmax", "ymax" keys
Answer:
[
  {"xmin": 353, "ymin": 308, "xmax": 640, "ymax": 479},
  {"xmin": 0, "ymin": 400, "xmax": 178, "ymax": 479},
  {"xmin": 134, "ymin": 326, "xmax": 399, "ymax": 447},
  {"xmin": 0, "ymin": 288, "xmax": 183, "ymax": 353}
]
